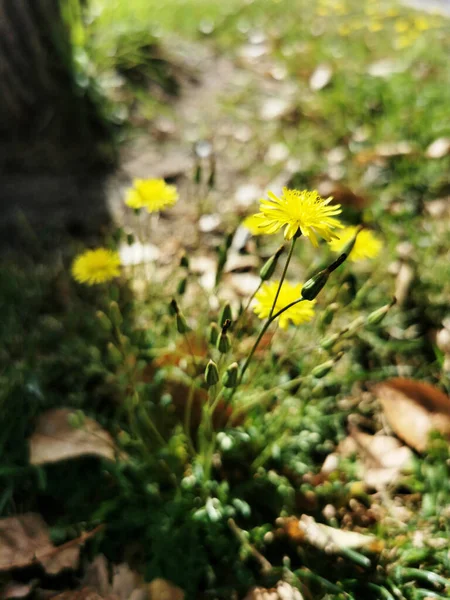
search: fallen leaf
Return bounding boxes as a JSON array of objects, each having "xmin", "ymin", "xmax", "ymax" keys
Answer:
[
  {"xmin": 316, "ymin": 180, "xmax": 368, "ymax": 210},
  {"xmin": 244, "ymin": 582, "xmax": 303, "ymax": 600},
  {"xmin": 309, "ymin": 64, "xmax": 333, "ymax": 90},
  {"xmin": 112, "ymin": 564, "xmax": 142, "ymax": 600},
  {"xmin": 0, "ymin": 581, "xmax": 37, "ymax": 600},
  {"xmin": 425, "ymin": 137, "xmax": 450, "ymax": 159},
  {"xmin": 375, "ymin": 378, "xmax": 450, "ymax": 451},
  {"xmin": 395, "ymin": 262, "xmax": 415, "ymax": 306},
  {"xmin": 349, "ymin": 428, "xmax": 414, "ymax": 490},
  {"xmin": 82, "ymin": 555, "xmax": 111, "ymax": 597},
  {"xmin": 29, "ymin": 409, "xmax": 116, "ymax": 465},
  {"xmin": 0, "ymin": 514, "xmax": 99, "ymax": 575},
  {"xmin": 148, "ymin": 578, "xmax": 184, "ymax": 600},
  {"xmin": 50, "ymin": 590, "xmax": 105, "ymax": 600},
  {"xmin": 298, "ymin": 515, "xmax": 378, "ymax": 554}
]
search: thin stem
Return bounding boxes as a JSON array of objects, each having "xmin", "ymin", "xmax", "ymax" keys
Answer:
[
  {"xmin": 228, "ymin": 518, "xmax": 272, "ymax": 575},
  {"xmin": 183, "ymin": 332, "xmax": 198, "ymax": 372},
  {"xmin": 184, "ymin": 382, "xmax": 196, "ymax": 455},
  {"xmin": 269, "ymin": 237, "xmax": 297, "ymax": 319},
  {"xmin": 209, "ymin": 388, "xmax": 225, "ymax": 416}
]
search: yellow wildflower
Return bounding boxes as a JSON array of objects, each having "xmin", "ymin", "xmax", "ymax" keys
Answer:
[
  {"xmin": 72, "ymin": 248, "xmax": 121, "ymax": 285},
  {"xmin": 125, "ymin": 178, "xmax": 178, "ymax": 212},
  {"xmin": 242, "ymin": 214, "xmax": 266, "ymax": 236},
  {"xmin": 253, "ymin": 280, "xmax": 316, "ymax": 330},
  {"xmin": 253, "ymin": 188, "xmax": 343, "ymax": 245},
  {"xmin": 328, "ymin": 226, "xmax": 382, "ymax": 262}
]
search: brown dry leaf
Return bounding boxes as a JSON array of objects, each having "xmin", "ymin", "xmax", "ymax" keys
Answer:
[
  {"xmin": 316, "ymin": 180, "xmax": 368, "ymax": 210},
  {"xmin": 0, "ymin": 514, "xmax": 95, "ymax": 575},
  {"xmin": 0, "ymin": 581, "xmax": 37, "ymax": 600},
  {"xmin": 425, "ymin": 137, "xmax": 450, "ymax": 159},
  {"xmin": 148, "ymin": 578, "xmax": 184, "ymax": 600},
  {"xmin": 82, "ymin": 555, "xmax": 111, "ymax": 597},
  {"xmin": 374, "ymin": 378, "xmax": 450, "ymax": 452},
  {"xmin": 244, "ymin": 582, "xmax": 303, "ymax": 600},
  {"xmin": 298, "ymin": 515, "xmax": 378, "ymax": 554},
  {"xmin": 349, "ymin": 428, "xmax": 414, "ymax": 490},
  {"xmin": 29, "ymin": 409, "xmax": 116, "ymax": 465},
  {"xmin": 50, "ymin": 590, "xmax": 106, "ymax": 600}
]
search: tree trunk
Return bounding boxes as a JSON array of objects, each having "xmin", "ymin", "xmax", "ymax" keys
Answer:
[{"xmin": 0, "ymin": 0, "xmax": 112, "ymax": 172}]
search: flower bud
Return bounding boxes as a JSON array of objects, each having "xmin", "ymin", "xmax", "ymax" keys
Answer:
[
  {"xmin": 177, "ymin": 277, "xmax": 187, "ymax": 295},
  {"xmin": 194, "ymin": 164, "xmax": 202, "ymax": 184},
  {"xmin": 319, "ymin": 303, "xmax": 339, "ymax": 328},
  {"xmin": 217, "ymin": 332, "xmax": 231, "ymax": 354},
  {"xmin": 311, "ymin": 359, "xmax": 335, "ymax": 379},
  {"xmin": 126, "ymin": 233, "xmax": 135, "ymax": 246},
  {"xmin": 367, "ymin": 298, "xmax": 396, "ymax": 326},
  {"xmin": 222, "ymin": 362, "xmax": 239, "ymax": 388},
  {"xmin": 259, "ymin": 245, "xmax": 284, "ymax": 281},
  {"xmin": 109, "ymin": 301, "xmax": 122, "ymax": 327},
  {"xmin": 341, "ymin": 228, "xmax": 362, "ymax": 259},
  {"xmin": 209, "ymin": 322, "xmax": 219, "ymax": 345},
  {"xmin": 205, "ymin": 360, "xmax": 219, "ymax": 387},
  {"xmin": 301, "ymin": 270, "xmax": 329, "ymax": 301},
  {"xmin": 169, "ymin": 298, "xmax": 179, "ymax": 316},
  {"xmin": 320, "ymin": 331, "xmax": 344, "ymax": 351},
  {"xmin": 107, "ymin": 342, "xmax": 122, "ymax": 365},
  {"xmin": 179, "ymin": 253, "xmax": 190, "ymax": 269},
  {"xmin": 96, "ymin": 310, "xmax": 112, "ymax": 332},
  {"xmin": 219, "ymin": 303, "xmax": 232, "ymax": 327},
  {"xmin": 176, "ymin": 312, "xmax": 189, "ymax": 334}
]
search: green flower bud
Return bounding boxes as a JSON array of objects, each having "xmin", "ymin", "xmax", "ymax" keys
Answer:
[
  {"xmin": 109, "ymin": 301, "xmax": 122, "ymax": 327},
  {"xmin": 259, "ymin": 245, "xmax": 284, "ymax": 281},
  {"xmin": 217, "ymin": 332, "xmax": 231, "ymax": 354},
  {"xmin": 205, "ymin": 360, "xmax": 219, "ymax": 387},
  {"xmin": 208, "ymin": 157, "xmax": 216, "ymax": 189},
  {"xmin": 96, "ymin": 310, "xmax": 112, "ymax": 332},
  {"xmin": 176, "ymin": 312, "xmax": 189, "ymax": 334},
  {"xmin": 320, "ymin": 302, "xmax": 339, "ymax": 328},
  {"xmin": 341, "ymin": 227, "xmax": 362, "ymax": 258},
  {"xmin": 177, "ymin": 277, "xmax": 188, "ymax": 295},
  {"xmin": 367, "ymin": 298, "xmax": 396, "ymax": 326},
  {"xmin": 179, "ymin": 253, "xmax": 190, "ymax": 269},
  {"xmin": 126, "ymin": 233, "xmax": 135, "ymax": 246},
  {"xmin": 209, "ymin": 322, "xmax": 219, "ymax": 345},
  {"xmin": 107, "ymin": 342, "xmax": 122, "ymax": 365},
  {"xmin": 169, "ymin": 298, "xmax": 179, "ymax": 316},
  {"xmin": 219, "ymin": 303, "xmax": 232, "ymax": 327},
  {"xmin": 320, "ymin": 331, "xmax": 344, "ymax": 351},
  {"xmin": 311, "ymin": 359, "xmax": 335, "ymax": 379},
  {"xmin": 222, "ymin": 362, "xmax": 239, "ymax": 388},
  {"xmin": 301, "ymin": 269, "xmax": 329, "ymax": 301}
]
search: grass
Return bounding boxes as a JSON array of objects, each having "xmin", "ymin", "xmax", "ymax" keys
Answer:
[{"xmin": 1, "ymin": 0, "xmax": 450, "ymax": 598}]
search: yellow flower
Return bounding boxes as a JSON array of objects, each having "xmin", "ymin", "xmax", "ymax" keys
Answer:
[
  {"xmin": 125, "ymin": 178, "xmax": 178, "ymax": 212},
  {"xmin": 328, "ymin": 226, "xmax": 382, "ymax": 262},
  {"xmin": 253, "ymin": 280, "xmax": 316, "ymax": 330},
  {"xmin": 253, "ymin": 188, "xmax": 343, "ymax": 245},
  {"xmin": 72, "ymin": 248, "xmax": 121, "ymax": 285},
  {"xmin": 242, "ymin": 214, "xmax": 266, "ymax": 236}
]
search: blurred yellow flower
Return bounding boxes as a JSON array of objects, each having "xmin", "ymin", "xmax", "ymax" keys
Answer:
[
  {"xmin": 125, "ymin": 178, "xmax": 178, "ymax": 212},
  {"xmin": 72, "ymin": 248, "xmax": 121, "ymax": 285},
  {"xmin": 369, "ymin": 20, "xmax": 383, "ymax": 32},
  {"xmin": 395, "ymin": 20, "xmax": 410, "ymax": 33},
  {"xmin": 328, "ymin": 226, "xmax": 382, "ymax": 262},
  {"xmin": 242, "ymin": 214, "xmax": 266, "ymax": 235},
  {"xmin": 254, "ymin": 280, "xmax": 316, "ymax": 330},
  {"xmin": 253, "ymin": 188, "xmax": 343, "ymax": 245}
]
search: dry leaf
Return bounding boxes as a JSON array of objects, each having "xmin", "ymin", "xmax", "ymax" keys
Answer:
[
  {"xmin": 50, "ymin": 590, "xmax": 105, "ymax": 600},
  {"xmin": 316, "ymin": 180, "xmax": 368, "ymax": 210},
  {"xmin": 0, "ymin": 514, "xmax": 97, "ymax": 575},
  {"xmin": 148, "ymin": 579, "xmax": 184, "ymax": 600},
  {"xmin": 29, "ymin": 409, "xmax": 116, "ymax": 465},
  {"xmin": 112, "ymin": 564, "xmax": 143, "ymax": 600},
  {"xmin": 395, "ymin": 262, "xmax": 415, "ymax": 306},
  {"xmin": 349, "ymin": 428, "xmax": 413, "ymax": 490},
  {"xmin": 425, "ymin": 137, "xmax": 450, "ymax": 159},
  {"xmin": 375, "ymin": 378, "xmax": 450, "ymax": 452},
  {"xmin": 1, "ymin": 581, "xmax": 36, "ymax": 600},
  {"xmin": 82, "ymin": 555, "xmax": 111, "ymax": 597},
  {"xmin": 298, "ymin": 515, "xmax": 377, "ymax": 554},
  {"xmin": 375, "ymin": 141, "xmax": 414, "ymax": 158},
  {"xmin": 244, "ymin": 582, "xmax": 303, "ymax": 600}
]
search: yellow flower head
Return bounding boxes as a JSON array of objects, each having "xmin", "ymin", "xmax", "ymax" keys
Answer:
[
  {"xmin": 328, "ymin": 226, "xmax": 382, "ymax": 262},
  {"xmin": 253, "ymin": 280, "xmax": 316, "ymax": 330},
  {"xmin": 253, "ymin": 188, "xmax": 343, "ymax": 245},
  {"xmin": 125, "ymin": 178, "xmax": 178, "ymax": 213},
  {"xmin": 242, "ymin": 214, "xmax": 266, "ymax": 236},
  {"xmin": 72, "ymin": 248, "xmax": 121, "ymax": 285}
]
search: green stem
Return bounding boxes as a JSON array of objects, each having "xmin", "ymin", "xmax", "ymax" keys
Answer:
[
  {"xmin": 137, "ymin": 404, "xmax": 166, "ymax": 447},
  {"xmin": 269, "ymin": 237, "xmax": 297, "ymax": 319},
  {"xmin": 184, "ymin": 382, "xmax": 196, "ymax": 455}
]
